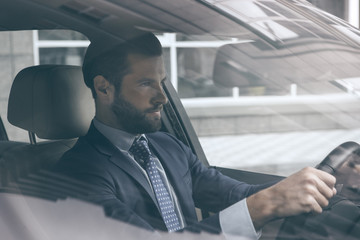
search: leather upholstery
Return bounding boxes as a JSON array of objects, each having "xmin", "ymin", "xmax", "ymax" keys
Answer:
[{"xmin": 7, "ymin": 65, "xmax": 94, "ymax": 139}]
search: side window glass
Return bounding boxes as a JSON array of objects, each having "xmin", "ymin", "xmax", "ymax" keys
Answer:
[{"xmin": 0, "ymin": 116, "xmax": 9, "ymax": 141}]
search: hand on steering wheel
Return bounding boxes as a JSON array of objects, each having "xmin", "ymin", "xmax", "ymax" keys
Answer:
[{"xmin": 276, "ymin": 141, "xmax": 360, "ymax": 240}]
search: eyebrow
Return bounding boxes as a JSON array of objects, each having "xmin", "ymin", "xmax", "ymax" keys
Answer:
[{"xmin": 136, "ymin": 77, "xmax": 167, "ymax": 83}]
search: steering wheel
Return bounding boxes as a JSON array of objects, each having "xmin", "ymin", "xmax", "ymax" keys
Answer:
[
  {"xmin": 316, "ymin": 141, "xmax": 360, "ymax": 174},
  {"xmin": 275, "ymin": 141, "xmax": 360, "ymax": 240}
]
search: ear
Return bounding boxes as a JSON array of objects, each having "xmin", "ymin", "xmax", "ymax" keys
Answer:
[{"xmin": 93, "ymin": 75, "xmax": 114, "ymax": 103}]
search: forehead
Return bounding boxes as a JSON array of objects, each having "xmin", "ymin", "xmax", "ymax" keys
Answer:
[{"xmin": 126, "ymin": 53, "xmax": 165, "ymax": 76}]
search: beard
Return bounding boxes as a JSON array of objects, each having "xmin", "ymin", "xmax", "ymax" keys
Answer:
[{"xmin": 111, "ymin": 94, "xmax": 163, "ymax": 134}]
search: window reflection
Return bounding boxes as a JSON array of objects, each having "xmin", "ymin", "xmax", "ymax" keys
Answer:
[
  {"xmin": 205, "ymin": 0, "xmax": 351, "ymax": 45},
  {"xmin": 39, "ymin": 48, "xmax": 86, "ymax": 65},
  {"xmin": 333, "ymin": 25, "xmax": 360, "ymax": 44},
  {"xmin": 251, "ymin": 20, "xmax": 298, "ymax": 41},
  {"xmin": 177, "ymin": 48, "xmax": 232, "ymax": 98},
  {"xmin": 333, "ymin": 77, "xmax": 360, "ymax": 96},
  {"xmin": 207, "ymin": 0, "xmax": 304, "ymax": 42},
  {"xmin": 38, "ymin": 30, "xmax": 88, "ymax": 41}
]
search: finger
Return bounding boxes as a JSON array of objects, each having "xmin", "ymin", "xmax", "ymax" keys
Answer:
[
  {"xmin": 300, "ymin": 170, "xmax": 333, "ymax": 208},
  {"xmin": 309, "ymin": 196, "xmax": 323, "ymax": 214},
  {"xmin": 300, "ymin": 168, "xmax": 335, "ymax": 199},
  {"xmin": 315, "ymin": 176, "xmax": 336, "ymax": 200},
  {"xmin": 302, "ymin": 182, "xmax": 330, "ymax": 209},
  {"xmin": 315, "ymin": 169, "xmax": 337, "ymax": 188},
  {"xmin": 312, "ymin": 186, "xmax": 330, "ymax": 208},
  {"xmin": 301, "ymin": 191, "xmax": 324, "ymax": 214}
]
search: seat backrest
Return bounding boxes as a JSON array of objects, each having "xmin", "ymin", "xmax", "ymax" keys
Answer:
[
  {"xmin": 8, "ymin": 65, "xmax": 94, "ymax": 140},
  {"xmin": 1, "ymin": 65, "xmax": 95, "ymax": 199}
]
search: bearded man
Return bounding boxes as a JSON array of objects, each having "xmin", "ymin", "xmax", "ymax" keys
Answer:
[{"xmin": 55, "ymin": 33, "xmax": 336, "ymax": 239}]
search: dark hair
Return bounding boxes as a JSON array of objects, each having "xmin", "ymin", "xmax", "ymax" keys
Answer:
[{"xmin": 82, "ymin": 33, "xmax": 163, "ymax": 98}]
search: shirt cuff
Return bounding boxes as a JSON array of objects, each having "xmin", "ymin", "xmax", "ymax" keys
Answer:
[{"xmin": 219, "ymin": 199, "xmax": 261, "ymax": 240}]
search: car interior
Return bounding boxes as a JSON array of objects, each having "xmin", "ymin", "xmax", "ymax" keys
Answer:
[
  {"xmin": 0, "ymin": 55, "xmax": 285, "ymax": 239},
  {"xmin": 1, "ymin": 0, "xmax": 360, "ymax": 239},
  {"xmin": 1, "ymin": 46, "xmax": 359, "ymax": 240},
  {"xmin": 2, "ymin": 65, "xmax": 95, "ymax": 199}
]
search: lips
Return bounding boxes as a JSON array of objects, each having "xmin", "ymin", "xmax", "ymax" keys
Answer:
[
  {"xmin": 144, "ymin": 105, "xmax": 162, "ymax": 120},
  {"xmin": 146, "ymin": 105, "xmax": 163, "ymax": 114}
]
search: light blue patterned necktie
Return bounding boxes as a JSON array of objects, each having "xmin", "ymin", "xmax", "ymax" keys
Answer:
[{"xmin": 130, "ymin": 137, "xmax": 181, "ymax": 232}]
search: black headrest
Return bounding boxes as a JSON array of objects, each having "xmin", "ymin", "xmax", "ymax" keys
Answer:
[{"xmin": 7, "ymin": 65, "xmax": 95, "ymax": 139}]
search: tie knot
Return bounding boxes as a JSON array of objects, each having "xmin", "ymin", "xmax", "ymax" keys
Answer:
[{"xmin": 130, "ymin": 137, "xmax": 152, "ymax": 165}]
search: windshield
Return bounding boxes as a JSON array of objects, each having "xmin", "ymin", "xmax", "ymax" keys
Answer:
[{"xmin": 172, "ymin": 0, "xmax": 360, "ymax": 176}]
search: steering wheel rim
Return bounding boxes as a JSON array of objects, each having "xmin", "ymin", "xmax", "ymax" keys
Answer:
[{"xmin": 316, "ymin": 141, "xmax": 360, "ymax": 174}]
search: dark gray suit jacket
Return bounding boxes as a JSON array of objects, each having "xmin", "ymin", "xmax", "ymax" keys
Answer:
[{"xmin": 55, "ymin": 124, "xmax": 270, "ymax": 233}]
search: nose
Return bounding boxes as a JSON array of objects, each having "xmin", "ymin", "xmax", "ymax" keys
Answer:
[{"xmin": 152, "ymin": 83, "xmax": 168, "ymax": 105}]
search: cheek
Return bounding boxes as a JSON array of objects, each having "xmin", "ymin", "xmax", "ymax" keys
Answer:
[{"xmin": 122, "ymin": 90, "xmax": 149, "ymax": 109}]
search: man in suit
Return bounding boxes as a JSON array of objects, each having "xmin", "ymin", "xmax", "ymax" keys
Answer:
[{"xmin": 55, "ymin": 33, "xmax": 337, "ymax": 239}]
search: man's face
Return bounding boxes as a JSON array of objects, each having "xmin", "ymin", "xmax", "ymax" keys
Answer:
[{"xmin": 111, "ymin": 54, "xmax": 168, "ymax": 134}]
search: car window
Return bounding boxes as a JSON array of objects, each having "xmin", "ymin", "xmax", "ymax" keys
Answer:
[
  {"xmin": 160, "ymin": 1, "xmax": 360, "ymax": 177},
  {"xmin": 0, "ymin": 116, "xmax": 8, "ymax": 141},
  {"xmin": 3, "ymin": 15, "xmax": 360, "ymax": 178}
]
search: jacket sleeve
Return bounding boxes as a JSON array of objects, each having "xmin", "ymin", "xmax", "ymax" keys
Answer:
[
  {"xmin": 153, "ymin": 132, "xmax": 274, "ymax": 233},
  {"xmin": 162, "ymin": 132, "xmax": 272, "ymax": 211}
]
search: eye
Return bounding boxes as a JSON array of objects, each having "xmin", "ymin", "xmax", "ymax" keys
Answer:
[{"xmin": 139, "ymin": 81, "xmax": 151, "ymax": 87}]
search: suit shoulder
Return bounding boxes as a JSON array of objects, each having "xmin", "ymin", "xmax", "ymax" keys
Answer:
[
  {"xmin": 147, "ymin": 131, "xmax": 184, "ymax": 146},
  {"xmin": 61, "ymin": 136, "xmax": 93, "ymax": 157},
  {"xmin": 57, "ymin": 135, "xmax": 106, "ymax": 168},
  {"xmin": 146, "ymin": 131, "xmax": 194, "ymax": 157}
]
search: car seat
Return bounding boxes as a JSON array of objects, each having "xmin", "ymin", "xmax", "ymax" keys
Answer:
[{"xmin": 1, "ymin": 65, "xmax": 95, "ymax": 200}]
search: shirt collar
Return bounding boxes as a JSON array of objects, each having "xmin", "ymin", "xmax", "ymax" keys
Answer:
[{"xmin": 93, "ymin": 118, "xmax": 141, "ymax": 152}]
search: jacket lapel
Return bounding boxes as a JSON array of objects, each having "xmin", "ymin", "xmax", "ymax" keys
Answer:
[
  {"xmin": 147, "ymin": 136, "xmax": 196, "ymax": 219},
  {"xmin": 86, "ymin": 124, "xmax": 159, "ymax": 207}
]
